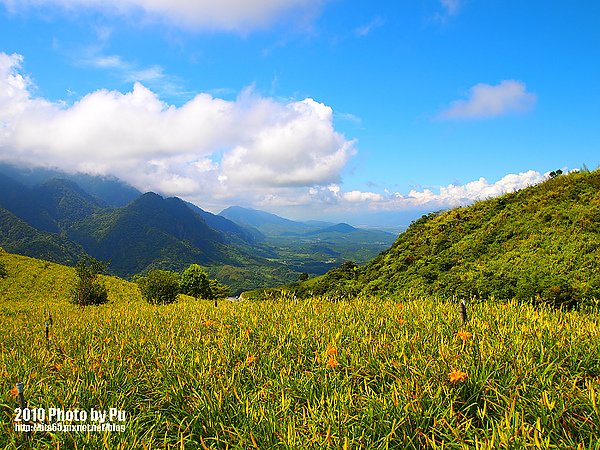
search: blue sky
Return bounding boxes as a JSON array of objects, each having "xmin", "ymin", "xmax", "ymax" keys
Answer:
[{"xmin": 0, "ymin": 0, "xmax": 599, "ymax": 225}]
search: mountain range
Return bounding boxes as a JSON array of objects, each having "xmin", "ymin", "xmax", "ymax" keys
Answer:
[{"xmin": 0, "ymin": 164, "xmax": 395, "ymax": 292}]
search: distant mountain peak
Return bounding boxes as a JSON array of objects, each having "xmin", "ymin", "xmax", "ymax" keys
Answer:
[{"xmin": 324, "ymin": 223, "xmax": 356, "ymax": 233}]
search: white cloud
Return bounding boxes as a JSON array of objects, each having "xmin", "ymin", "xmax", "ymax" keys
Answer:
[
  {"xmin": 440, "ymin": 80, "xmax": 537, "ymax": 119},
  {"xmin": 343, "ymin": 190, "xmax": 383, "ymax": 203},
  {"xmin": 433, "ymin": 0, "xmax": 461, "ymax": 23},
  {"xmin": 0, "ymin": 52, "xmax": 355, "ymax": 205},
  {"xmin": 388, "ymin": 170, "xmax": 546, "ymax": 209},
  {"xmin": 440, "ymin": 0, "xmax": 460, "ymax": 16},
  {"xmin": 90, "ymin": 54, "xmax": 125, "ymax": 69},
  {"xmin": 354, "ymin": 16, "xmax": 384, "ymax": 37},
  {"xmin": 0, "ymin": 0, "xmax": 326, "ymax": 31},
  {"xmin": 76, "ymin": 47, "xmax": 187, "ymax": 99}
]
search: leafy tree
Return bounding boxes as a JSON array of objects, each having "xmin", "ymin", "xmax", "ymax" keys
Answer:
[
  {"xmin": 180, "ymin": 264, "xmax": 211, "ymax": 299},
  {"xmin": 71, "ymin": 257, "xmax": 109, "ymax": 306},
  {"xmin": 136, "ymin": 270, "xmax": 180, "ymax": 305},
  {"xmin": 0, "ymin": 261, "xmax": 7, "ymax": 279},
  {"xmin": 298, "ymin": 272, "xmax": 309, "ymax": 282},
  {"xmin": 209, "ymin": 278, "xmax": 230, "ymax": 300}
]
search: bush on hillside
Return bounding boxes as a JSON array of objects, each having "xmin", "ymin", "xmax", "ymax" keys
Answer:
[
  {"xmin": 71, "ymin": 257, "xmax": 109, "ymax": 306},
  {"xmin": 0, "ymin": 261, "xmax": 7, "ymax": 279},
  {"xmin": 136, "ymin": 269, "xmax": 180, "ymax": 305}
]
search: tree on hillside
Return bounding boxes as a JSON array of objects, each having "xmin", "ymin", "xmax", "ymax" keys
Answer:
[
  {"xmin": 549, "ymin": 169, "xmax": 563, "ymax": 178},
  {"xmin": 136, "ymin": 269, "xmax": 180, "ymax": 305},
  {"xmin": 209, "ymin": 278, "xmax": 230, "ymax": 300},
  {"xmin": 180, "ymin": 264, "xmax": 211, "ymax": 300},
  {"xmin": 0, "ymin": 261, "xmax": 7, "ymax": 279},
  {"xmin": 71, "ymin": 257, "xmax": 109, "ymax": 306}
]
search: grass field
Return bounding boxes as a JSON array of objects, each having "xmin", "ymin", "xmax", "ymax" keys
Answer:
[{"xmin": 1, "ymin": 251, "xmax": 600, "ymax": 449}]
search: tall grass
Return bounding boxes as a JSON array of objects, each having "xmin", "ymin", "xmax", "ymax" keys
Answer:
[{"xmin": 1, "ymin": 252, "xmax": 599, "ymax": 449}]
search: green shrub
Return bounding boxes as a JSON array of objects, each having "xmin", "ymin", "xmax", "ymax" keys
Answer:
[
  {"xmin": 0, "ymin": 261, "xmax": 7, "ymax": 279},
  {"xmin": 179, "ymin": 264, "xmax": 211, "ymax": 299},
  {"xmin": 137, "ymin": 270, "xmax": 180, "ymax": 305},
  {"xmin": 71, "ymin": 257, "xmax": 109, "ymax": 306}
]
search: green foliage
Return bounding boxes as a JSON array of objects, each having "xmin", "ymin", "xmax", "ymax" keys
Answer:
[
  {"xmin": 179, "ymin": 263, "xmax": 231, "ymax": 300},
  {"xmin": 71, "ymin": 257, "xmax": 109, "ymax": 306},
  {"xmin": 179, "ymin": 264, "xmax": 211, "ymax": 299},
  {"xmin": 548, "ymin": 168, "xmax": 563, "ymax": 178},
  {"xmin": 298, "ymin": 272, "xmax": 309, "ymax": 282},
  {"xmin": 0, "ymin": 262, "xmax": 6, "ymax": 279},
  {"xmin": 209, "ymin": 278, "xmax": 230, "ymax": 300},
  {"xmin": 136, "ymin": 269, "xmax": 180, "ymax": 305}
]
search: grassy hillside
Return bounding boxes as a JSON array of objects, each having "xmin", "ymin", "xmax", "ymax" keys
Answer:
[
  {"xmin": 1, "ymin": 249, "xmax": 600, "ymax": 448},
  {"xmin": 300, "ymin": 169, "xmax": 600, "ymax": 307}
]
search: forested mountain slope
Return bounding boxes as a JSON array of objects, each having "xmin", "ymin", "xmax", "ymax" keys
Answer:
[{"xmin": 305, "ymin": 169, "xmax": 600, "ymax": 307}]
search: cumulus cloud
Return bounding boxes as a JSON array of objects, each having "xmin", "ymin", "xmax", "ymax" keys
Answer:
[
  {"xmin": 385, "ymin": 170, "xmax": 546, "ymax": 209},
  {"xmin": 0, "ymin": 52, "xmax": 355, "ymax": 204},
  {"xmin": 0, "ymin": 0, "xmax": 325, "ymax": 31},
  {"xmin": 439, "ymin": 80, "xmax": 537, "ymax": 119},
  {"xmin": 343, "ymin": 190, "xmax": 383, "ymax": 203}
]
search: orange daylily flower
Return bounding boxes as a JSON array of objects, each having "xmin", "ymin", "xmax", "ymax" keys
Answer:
[
  {"xmin": 456, "ymin": 331, "xmax": 472, "ymax": 342},
  {"xmin": 326, "ymin": 356, "xmax": 339, "ymax": 368},
  {"xmin": 326, "ymin": 344, "xmax": 338, "ymax": 356},
  {"xmin": 204, "ymin": 320, "xmax": 216, "ymax": 326},
  {"xmin": 9, "ymin": 385, "xmax": 18, "ymax": 398},
  {"xmin": 246, "ymin": 354, "xmax": 257, "ymax": 364},
  {"xmin": 449, "ymin": 370, "xmax": 468, "ymax": 383}
]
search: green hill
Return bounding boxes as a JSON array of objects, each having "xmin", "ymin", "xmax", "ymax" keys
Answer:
[
  {"xmin": 0, "ymin": 247, "xmax": 142, "ymax": 305},
  {"xmin": 296, "ymin": 169, "xmax": 600, "ymax": 307}
]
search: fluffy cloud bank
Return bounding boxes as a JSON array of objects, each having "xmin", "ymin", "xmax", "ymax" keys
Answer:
[
  {"xmin": 0, "ymin": 52, "xmax": 354, "ymax": 205},
  {"xmin": 307, "ymin": 170, "xmax": 546, "ymax": 213},
  {"xmin": 393, "ymin": 170, "xmax": 545, "ymax": 208},
  {"xmin": 440, "ymin": 80, "xmax": 537, "ymax": 119},
  {"xmin": 0, "ymin": 0, "xmax": 324, "ymax": 31}
]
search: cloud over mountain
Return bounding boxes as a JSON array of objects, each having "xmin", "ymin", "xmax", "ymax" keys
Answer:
[{"xmin": 0, "ymin": 52, "xmax": 355, "ymax": 206}]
